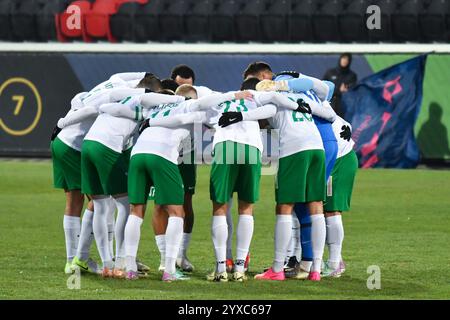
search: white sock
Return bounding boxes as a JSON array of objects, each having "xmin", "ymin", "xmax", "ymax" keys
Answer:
[
  {"xmin": 107, "ymin": 198, "xmax": 116, "ymax": 259},
  {"xmin": 76, "ymin": 209, "xmax": 94, "ymax": 261},
  {"xmin": 300, "ymin": 260, "xmax": 312, "ymax": 272},
  {"xmin": 235, "ymin": 214, "xmax": 254, "ymax": 273},
  {"xmin": 178, "ymin": 233, "xmax": 192, "ymax": 259},
  {"xmin": 326, "ymin": 215, "xmax": 344, "ymax": 270},
  {"xmin": 211, "ymin": 216, "xmax": 228, "ymax": 273},
  {"xmin": 285, "ymin": 235, "xmax": 293, "ymax": 263},
  {"xmin": 165, "ymin": 217, "xmax": 184, "ymax": 274},
  {"xmin": 63, "ymin": 215, "xmax": 80, "ymax": 262},
  {"xmin": 225, "ymin": 198, "xmax": 234, "ymax": 260},
  {"xmin": 272, "ymin": 215, "xmax": 292, "ymax": 273},
  {"xmin": 155, "ymin": 235, "xmax": 166, "ymax": 266},
  {"xmin": 113, "ymin": 196, "xmax": 130, "ymax": 266},
  {"xmin": 124, "ymin": 215, "xmax": 143, "ymax": 272},
  {"xmin": 93, "ymin": 198, "xmax": 113, "ymax": 269},
  {"xmin": 292, "ymin": 215, "xmax": 301, "ymax": 259},
  {"xmin": 311, "ymin": 214, "xmax": 326, "ymax": 273}
]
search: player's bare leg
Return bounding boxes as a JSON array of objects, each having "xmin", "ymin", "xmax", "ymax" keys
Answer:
[{"xmin": 308, "ymin": 201, "xmax": 326, "ymax": 281}]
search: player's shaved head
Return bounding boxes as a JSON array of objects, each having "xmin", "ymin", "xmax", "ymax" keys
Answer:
[
  {"xmin": 243, "ymin": 61, "xmax": 273, "ymax": 81},
  {"xmin": 136, "ymin": 73, "xmax": 162, "ymax": 92},
  {"xmin": 240, "ymin": 77, "xmax": 260, "ymax": 90},
  {"xmin": 175, "ymin": 84, "xmax": 198, "ymax": 100}
]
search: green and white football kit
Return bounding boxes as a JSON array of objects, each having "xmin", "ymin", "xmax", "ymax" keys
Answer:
[
  {"xmin": 323, "ymin": 116, "xmax": 358, "ymax": 276},
  {"xmin": 125, "ymin": 93, "xmax": 232, "ymax": 278},
  {"xmin": 270, "ymin": 92, "xmax": 327, "ymax": 204},
  {"xmin": 325, "ymin": 116, "xmax": 358, "ymax": 212},
  {"xmin": 208, "ymin": 91, "xmax": 300, "ymax": 278},
  {"xmin": 81, "ymin": 90, "xmax": 182, "ymax": 272},
  {"xmin": 209, "ymin": 91, "xmax": 299, "ymax": 204}
]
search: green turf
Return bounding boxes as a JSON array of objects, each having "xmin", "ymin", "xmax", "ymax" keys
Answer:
[{"xmin": 0, "ymin": 160, "xmax": 449, "ymax": 300}]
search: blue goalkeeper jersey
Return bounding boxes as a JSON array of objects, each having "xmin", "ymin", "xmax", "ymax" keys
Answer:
[{"xmin": 313, "ymin": 116, "xmax": 337, "ymax": 142}]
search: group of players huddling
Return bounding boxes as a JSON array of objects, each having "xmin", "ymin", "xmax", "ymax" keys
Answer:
[{"xmin": 51, "ymin": 62, "xmax": 358, "ymax": 283}]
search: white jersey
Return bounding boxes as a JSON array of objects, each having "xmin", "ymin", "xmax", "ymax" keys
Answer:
[
  {"xmin": 332, "ymin": 115, "xmax": 355, "ymax": 159},
  {"xmin": 208, "ymin": 92, "xmax": 266, "ymax": 152},
  {"xmin": 131, "ymin": 100, "xmax": 198, "ymax": 164},
  {"xmin": 85, "ymin": 95, "xmax": 149, "ymax": 153},
  {"xmin": 269, "ymin": 91, "xmax": 324, "ymax": 158},
  {"xmin": 58, "ymin": 109, "xmax": 96, "ymax": 152},
  {"xmin": 90, "ymin": 72, "xmax": 146, "ymax": 93},
  {"xmin": 80, "ymin": 73, "xmax": 145, "ymax": 107},
  {"xmin": 58, "ymin": 93, "xmax": 94, "ymax": 151},
  {"xmin": 194, "ymin": 85, "xmax": 216, "ymax": 98}
]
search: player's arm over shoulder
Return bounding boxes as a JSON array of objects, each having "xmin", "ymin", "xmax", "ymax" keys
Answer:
[{"xmin": 253, "ymin": 91, "xmax": 298, "ymax": 110}]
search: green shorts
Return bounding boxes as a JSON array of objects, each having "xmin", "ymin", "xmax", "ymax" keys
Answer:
[
  {"xmin": 128, "ymin": 153, "xmax": 184, "ymax": 205},
  {"xmin": 275, "ymin": 149, "xmax": 326, "ymax": 204},
  {"xmin": 324, "ymin": 150, "xmax": 358, "ymax": 212},
  {"xmin": 81, "ymin": 140, "xmax": 129, "ymax": 196},
  {"xmin": 147, "ymin": 152, "xmax": 197, "ymax": 201},
  {"xmin": 210, "ymin": 141, "xmax": 262, "ymax": 204},
  {"xmin": 178, "ymin": 150, "xmax": 197, "ymax": 195},
  {"xmin": 51, "ymin": 137, "xmax": 82, "ymax": 191}
]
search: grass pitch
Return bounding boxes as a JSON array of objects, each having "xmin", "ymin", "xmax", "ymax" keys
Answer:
[{"xmin": 0, "ymin": 160, "xmax": 449, "ymax": 300}]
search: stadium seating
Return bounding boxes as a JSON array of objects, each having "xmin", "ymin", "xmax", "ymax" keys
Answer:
[
  {"xmin": 391, "ymin": 0, "xmax": 423, "ymax": 42},
  {"xmin": 10, "ymin": 0, "xmax": 42, "ymax": 41},
  {"xmin": 339, "ymin": 0, "xmax": 369, "ymax": 43},
  {"xmin": 447, "ymin": 1, "xmax": 450, "ymax": 41},
  {"xmin": 210, "ymin": 0, "xmax": 242, "ymax": 42},
  {"xmin": 0, "ymin": 0, "xmax": 12, "ymax": 41},
  {"xmin": 184, "ymin": 0, "xmax": 214, "ymax": 42},
  {"xmin": 312, "ymin": 0, "xmax": 344, "ymax": 42},
  {"xmin": 133, "ymin": 0, "xmax": 164, "ymax": 42},
  {"xmin": 368, "ymin": 0, "xmax": 397, "ymax": 42},
  {"xmin": 419, "ymin": 0, "xmax": 449, "ymax": 42},
  {"xmin": 158, "ymin": 0, "xmax": 190, "ymax": 42},
  {"xmin": 83, "ymin": 0, "xmax": 118, "ymax": 42},
  {"xmin": 57, "ymin": 0, "xmax": 92, "ymax": 42},
  {"xmin": 288, "ymin": 0, "xmax": 317, "ymax": 42},
  {"xmin": 235, "ymin": 0, "xmax": 266, "ymax": 42},
  {"xmin": 110, "ymin": 1, "xmax": 141, "ymax": 42},
  {"xmin": 36, "ymin": 0, "xmax": 71, "ymax": 42},
  {"xmin": 260, "ymin": 0, "xmax": 291, "ymax": 43},
  {"xmin": 0, "ymin": 0, "xmax": 448, "ymax": 43}
]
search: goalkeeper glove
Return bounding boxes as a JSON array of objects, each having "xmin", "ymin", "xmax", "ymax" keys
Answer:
[
  {"xmin": 296, "ymin": 99, "xmax": 312, "ymax": 114},
  {"xmin": 340, "ymin": 125, "xmax": 352, "ymax": 141},
  {"xmin": 218, "ymin": 112, "xmax": 243, "ymax": 128}
]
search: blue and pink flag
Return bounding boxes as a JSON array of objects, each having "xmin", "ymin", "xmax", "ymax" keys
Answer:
[{"xmin": 342, "ymin": 55, "xmax": 427, "ymax": 168}]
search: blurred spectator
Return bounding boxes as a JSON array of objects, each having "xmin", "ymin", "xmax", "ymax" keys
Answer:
[{"xmin": 323, "ymin": 53, "xmax": 357, "ymax": 118}]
